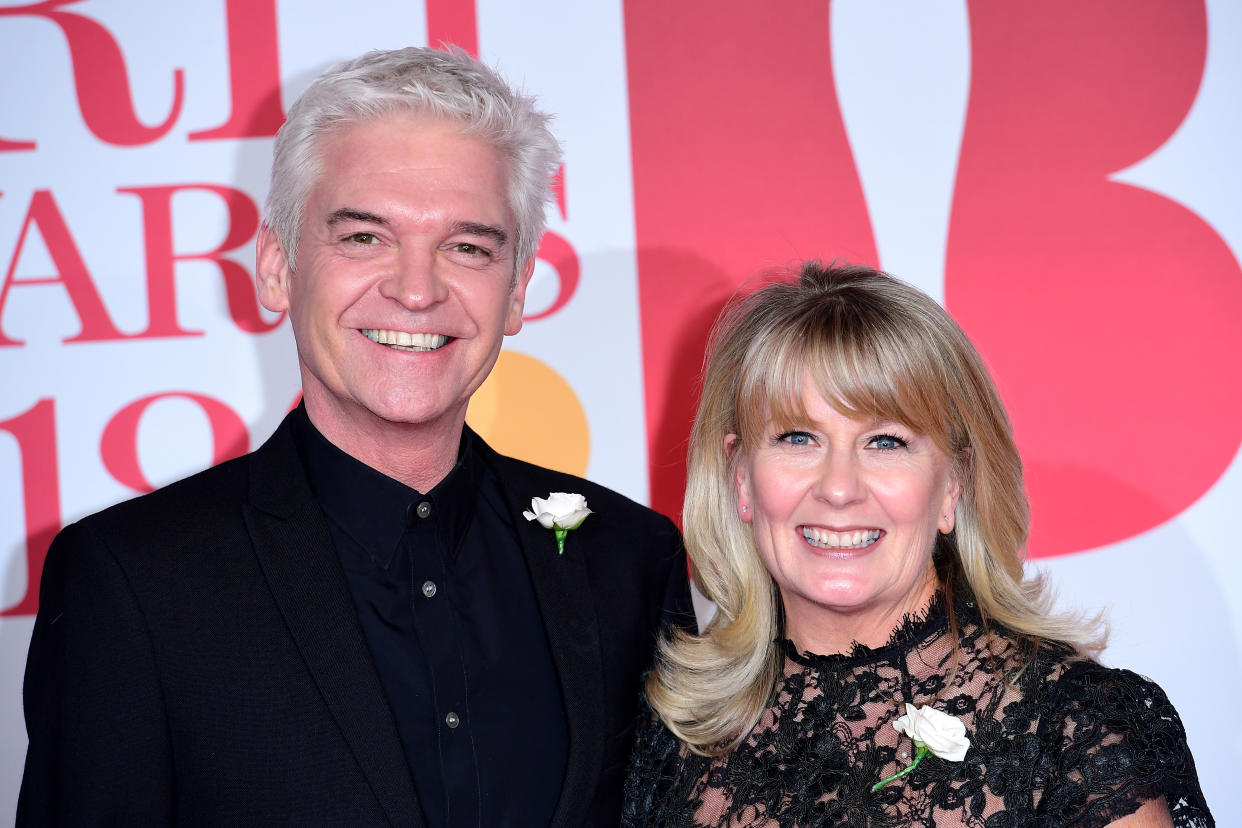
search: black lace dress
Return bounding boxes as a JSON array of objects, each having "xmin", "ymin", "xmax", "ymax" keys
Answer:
[{"xmin": 623, "ymin": 598, "xmax": 1212, "ymax": 827}]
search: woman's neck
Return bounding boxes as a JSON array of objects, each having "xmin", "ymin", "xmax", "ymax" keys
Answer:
[{"xmin": 783, "ymin": 568, "xmax": 939, "ymax": 655}]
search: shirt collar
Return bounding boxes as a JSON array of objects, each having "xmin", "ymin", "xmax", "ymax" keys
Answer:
[{"xmin": 291, "ymin": 404, "xmax": 477, "ymax": 567}]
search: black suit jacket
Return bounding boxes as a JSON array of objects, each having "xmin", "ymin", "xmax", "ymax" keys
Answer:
[{"xmin": 17, "ymin": 415, "xmax": 693, "ymax": 826}]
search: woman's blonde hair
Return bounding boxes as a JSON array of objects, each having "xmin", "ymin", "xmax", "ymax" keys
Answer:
[{"xmin": 647, "ymin": 262, "xmax": 1105, "ymax": 756}]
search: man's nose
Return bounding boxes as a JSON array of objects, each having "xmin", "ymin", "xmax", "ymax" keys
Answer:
[{"xmin": 379, "ymin": 247, "xmax": 449, "ymax": 309}]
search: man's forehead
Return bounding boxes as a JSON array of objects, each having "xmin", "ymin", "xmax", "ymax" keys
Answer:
[
  {"xmin": 306, "ymin": 116, "xmax": 507, "ymax": 186},
  {"xmin": 317, "ymin": 111, "xmax": 481, "ymax": 158}
]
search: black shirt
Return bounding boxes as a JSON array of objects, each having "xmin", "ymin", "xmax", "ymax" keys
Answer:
[{"xmin": 292, "ymin": 407, "xmax": 568, "ymax": 827}]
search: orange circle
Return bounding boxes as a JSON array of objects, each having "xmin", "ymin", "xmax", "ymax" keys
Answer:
[{"xmin": 466, "ymin": 350, "xmax": 590, "ymax": 476}]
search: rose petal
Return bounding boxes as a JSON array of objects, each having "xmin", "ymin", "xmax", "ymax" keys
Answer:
[
  {"xmin": 892, "ymin": 705, "xmax": 969, "ymax": 762},
  {"xmin": 545, "ymin": 492, "xmax": 587, "ymax": 513},
  {"xmin": 556, "ymin": 508, "xmax": 592, "ymax": 529},
  {"xmin": 527, "ymin": 493, "xmax": 592, "ymax": 534}
]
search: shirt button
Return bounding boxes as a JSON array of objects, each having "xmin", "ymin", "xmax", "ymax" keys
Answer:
[
  {"xmin": 415, "ymin": 501, "xmax": 432, "ymax": 519},
  {"xmin": 421, "ymin": 580, "xmax": 437, "ymax": 598},
  {"xmin": 445, "ymin": 711, "xmax": 460, "ymax": 729}
]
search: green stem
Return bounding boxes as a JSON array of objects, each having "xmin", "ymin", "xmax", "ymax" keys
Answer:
[
  {"xmin": 871, "ymin": 744, "xmax": 930, "ymax": 792},
  {"xmin": 554, "ymin": 528, "xmax": 568, "ymax": 555}
]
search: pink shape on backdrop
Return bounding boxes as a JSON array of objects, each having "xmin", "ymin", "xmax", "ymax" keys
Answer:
[
  {"xmin": 947, "ymin": 0, "xmax": 1242, "ymax": 557},
  {"xmin": 624, "ymin": 0, "xmax": 1241, "ymax": 559},
  {"xmin": 624, "ymin": 0, "xmax": 878, "ymax": 521}
]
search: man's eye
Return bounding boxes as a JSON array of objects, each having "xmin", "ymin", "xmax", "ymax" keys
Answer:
[
  {"xmin": 869, "ymin": 434, "xmax": 908, "ymax": 450},
  {"xmin": 347, "ymin": 232, "xmax": 379, "ymax": 245},
  {"xmin": 453, "ymin": 243, "xmax": 490, "ymax": 257}
]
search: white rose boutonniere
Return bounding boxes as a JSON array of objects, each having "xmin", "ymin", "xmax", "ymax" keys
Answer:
[
  {"xmin": 523, "ymin": 492, "xmax": 592, "ymax": 555},
  {"xmin": 872, "ymin": 703, "xmax": 970, "ymax": 791}
]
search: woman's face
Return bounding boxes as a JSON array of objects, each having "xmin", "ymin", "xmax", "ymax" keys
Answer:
[{"xmin": 733, "ymin": 381, "xmax": 961, "ymax": 652}]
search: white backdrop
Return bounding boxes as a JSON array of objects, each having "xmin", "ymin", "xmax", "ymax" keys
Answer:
[{"xmin": 1, "ymin": 0, "xmax": 1238, "ymax": 821}]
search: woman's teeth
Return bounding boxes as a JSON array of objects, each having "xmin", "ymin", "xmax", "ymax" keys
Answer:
[
  {"xmin": 802, "ymin": 527, "xmax": 882, "ymax": 550},
  {"xmin": 361, "ymin": 329, "xmax": 449, "ymax": 351}
]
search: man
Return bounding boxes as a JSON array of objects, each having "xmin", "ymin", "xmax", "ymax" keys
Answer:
[{"xmin": 18, "ymin": 47, "xmax": 692, "ymax": 827}]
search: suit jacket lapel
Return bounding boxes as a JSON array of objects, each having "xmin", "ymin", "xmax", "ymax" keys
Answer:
[
  {"xmin": 475, "ymin": 434, "xmax": 608, "ymax": 828},
  {"xmin": 243, "ymin": 419, "xmax": 424, "ymax": 828}
]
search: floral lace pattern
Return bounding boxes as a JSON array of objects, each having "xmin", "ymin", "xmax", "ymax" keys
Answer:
[{"xmin": 623, "ymin": 598, "xmax": 1213, "ymax": 827}]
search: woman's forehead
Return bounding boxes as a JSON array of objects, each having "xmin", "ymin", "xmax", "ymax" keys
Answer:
[{"xmin": 746, "ymin": 370, "xmax": 946, "ymax": 439}]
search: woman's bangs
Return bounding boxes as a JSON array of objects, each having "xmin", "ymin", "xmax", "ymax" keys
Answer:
[
  {"xmin": 806, "ymin": 326, "xmax": 947, "ymax": 440},
  {"xmin": 730, "ymin": 294, "xmax": 953, "ymax": 447},
  {"xmin": 733, "ymin": 331, "xmax": 812, "ymax": 445}
]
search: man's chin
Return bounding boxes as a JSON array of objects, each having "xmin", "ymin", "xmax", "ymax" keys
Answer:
[
  {"xmin": 359, "ymin": 395, "xmax": 471, "ymax": 432},
  {"xmin": 303, "ymin": 389, "xmax": 464, "ymax": 433}
]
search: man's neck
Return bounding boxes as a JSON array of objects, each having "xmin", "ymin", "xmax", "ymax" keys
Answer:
[{"xmin": 303, "ymin": 399, "xmax": 464, "ymax": 493}]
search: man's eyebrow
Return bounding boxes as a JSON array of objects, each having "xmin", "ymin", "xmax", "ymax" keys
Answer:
[
  {"xmin": 326, "ymin": 208, "xmax": 390, "ymax": 227},
  {"xmin": 452, "ymin": 221, "xmax": 508, "ymax": 247}
]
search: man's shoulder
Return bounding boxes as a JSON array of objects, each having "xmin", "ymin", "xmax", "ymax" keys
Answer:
[
  {"xmin": 478, "ymin": 442, "xmax": 677, "ymax": 536},
  {"xmin": 70, "ymin": 414, "xmax": 304, "ymax": 550},
  {"xmin": 71, "ymin": 450, "xmax": 254, "ymax": 542}
]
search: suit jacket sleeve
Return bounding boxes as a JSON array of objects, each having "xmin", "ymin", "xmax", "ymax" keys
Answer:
[
  {"xmin": 17, "ymin": 520, "xmax": 174, "ymax": 826},
  {"xmin": 658, "ymin": 521, "xmax": 695, "ymax": 637}
]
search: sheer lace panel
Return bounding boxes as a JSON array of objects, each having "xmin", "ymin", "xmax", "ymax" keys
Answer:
[{"xmin": 624, "ymin": 598, "xmax": 1212, "ymax": 828}]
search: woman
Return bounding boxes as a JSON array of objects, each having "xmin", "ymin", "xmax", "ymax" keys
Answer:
[{"xmin": 624, "ymin": 263, "xmax": 1212, "ymax": 827}]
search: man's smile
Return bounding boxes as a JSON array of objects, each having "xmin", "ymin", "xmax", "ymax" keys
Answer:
[{"xmin": 360, "ymin": 328, "xmax": 453, "ymax": 351}]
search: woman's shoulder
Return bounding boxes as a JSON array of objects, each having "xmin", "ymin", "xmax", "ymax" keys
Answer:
[
  {"xmin": 1047, "ymin": 657, "xmax": 1169, "ymax": 705},
  {"xmin": 1030, "ymin": 655, "xmax": 1214, "ymax": 827},
  {"xmin": 1037, "ymin": 654, "xmax": 1191, "ymax": 742}
]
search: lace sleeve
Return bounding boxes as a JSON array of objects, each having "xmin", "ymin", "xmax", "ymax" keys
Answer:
[
  {"xmin": 1036, "ymin": 662, "xmax": 1213, "ymax": 828},
  {"xmin": 622, "ymin": 700, "xmax": 684, "ymax": 828}
]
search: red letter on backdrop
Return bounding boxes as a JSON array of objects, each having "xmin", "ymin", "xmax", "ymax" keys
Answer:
[
  {"xmin": 525, "ymin": 167, "xmax": 579, "ymax": 323},
  {"xmin": 188, "ymin": 0, "xmax": 285, "ymax": 141},
  {"xmin": 0, "ymin": 0, "xmax": 184, "ymax": 146},
  {"xmin": 119, "ymin": 184, "xmax": 282, "ymax": 338},
  {"xmin": 100, "ymin": 392, "xmax": 249, "ymax": 494},
  {"xmin": 0, "ymin": 138, "xmax": 37, "ymax": 153},
  {"xmin": 525, "ymin": 232, "xmax": 580, "ymax": 323},
  {"xmin": 947, "ymin": 0, "xmax": 1242, "ymax": 557},
  {"xmin": 624, "ymin": 0, "xmax": 877, "ymax": 521},
  {"xmin": 0, "ymin": 190, "xmax": 130, "ymax": 345},
  {"xmin": 426, "ymin": 0, "xmax": 478, "ymax": 56},
  {"xmin": 0, "ymin": 399, "xmax": 61, "ymax": 617}
]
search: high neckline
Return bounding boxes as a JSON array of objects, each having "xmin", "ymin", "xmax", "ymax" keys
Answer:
[
  {"xmin": 291, "ymin": 402, "xmax": 478, "ymax": 568},
  {"xmin": 780, "ymin": 593, "xmax": 953, "ymax": 669}
]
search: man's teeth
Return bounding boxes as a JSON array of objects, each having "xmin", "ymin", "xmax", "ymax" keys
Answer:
[
  {"xmin": 361, "ymin": 329, "xmax": 449, "ymax": 351},
  {"xmin": 802, "ymin": 527, "xmax": 882, "ymax": 550}
]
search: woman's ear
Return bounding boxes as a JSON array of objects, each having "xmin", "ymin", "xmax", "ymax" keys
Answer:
[
  {"xmin": 939, "ymin": 447, "xmax": 967, "ymax": 534},
  {"xmin": 726, "ymin": 434, "xmax": 752, "ymax": 523}
]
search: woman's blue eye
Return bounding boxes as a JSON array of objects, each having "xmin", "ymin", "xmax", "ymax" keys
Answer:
[
  {"xmin": 781, "ymin": 432, "xmax": 812, "ymax": 446},
  {"xmin": 870, "ymin": 434, "xmax": 907, "ymax": 450}
]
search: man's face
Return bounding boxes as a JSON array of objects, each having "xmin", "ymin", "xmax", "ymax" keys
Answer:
[{"xmin": 258, "ymin": 114, "xmax": 532, "ymax": 440}]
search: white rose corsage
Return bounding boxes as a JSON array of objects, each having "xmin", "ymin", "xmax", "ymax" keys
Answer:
[
  {"xmin": 872, "ymin": 703, "xmax": 970, "ymax": 791},
  {"xmin": 523, "ymin": 492, "xmax": 592, "ymax": 555}
]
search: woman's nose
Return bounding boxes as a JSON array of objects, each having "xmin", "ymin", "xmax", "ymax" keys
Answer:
[{"xmin": 813, "ymin": 450, "xmax": 865, "ymax": 506}]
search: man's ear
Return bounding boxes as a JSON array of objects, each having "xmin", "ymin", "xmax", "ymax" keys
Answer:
[
  {"xmin": 504, "ymin": 256, "xmax": 537, "ymax": 336},
  {"xmin": 256, "ymin": 223, "xmax": 292, "ymax": 313}
]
